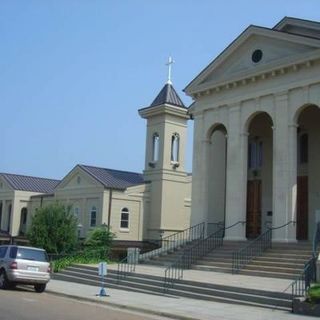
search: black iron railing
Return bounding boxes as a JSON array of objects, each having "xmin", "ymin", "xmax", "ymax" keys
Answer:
[
  {"xmin": 117, "ymin": 253, "xmax": 138, "ymax": 284},
  {"xmin": 312, "ymin": 221, "xmax": 320, "ymax": 257},
  {"xmin": 207, "ymin": 221, "xmax": 225, "ymax": 236},
  {"xmin": 290, "ymin": 222, "xmax": 320, "ymax": 309},
  {"xmin": 139, "ymin": 222, "xmax": 205, "ymax": 262},
  {"xmin": 163, "ymin": 255, "xmax": 184, "ymax": 292},
  {"xmin": 291, "ymin": 256, "xmax": 317, "ymax": 304},
  {"xmin": 232, "ymin": 220, "xmax": 295, "ymax": 274},
  {"xmin": 163, "ymin": 221, "xmax": 245, "ymax": 293}
]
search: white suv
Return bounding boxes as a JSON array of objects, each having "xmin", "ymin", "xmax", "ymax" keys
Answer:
[{"xmin": 0, "ymin": 245, "xmax": 50, "ymax": 293}]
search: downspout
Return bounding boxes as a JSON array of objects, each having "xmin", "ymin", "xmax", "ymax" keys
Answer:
[{"xmin": 107, "ymin": 189, "xmax": 113, "ymax": 231}]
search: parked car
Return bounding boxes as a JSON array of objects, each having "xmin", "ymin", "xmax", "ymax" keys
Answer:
[{"xmin": 0, "ymin": 245, "xmax": 50, "ymax": 293}]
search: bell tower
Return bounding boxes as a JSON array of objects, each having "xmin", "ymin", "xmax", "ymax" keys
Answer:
[{"xmin": 139, "ymin": 58, "xmax": 190, "ymax": 239}]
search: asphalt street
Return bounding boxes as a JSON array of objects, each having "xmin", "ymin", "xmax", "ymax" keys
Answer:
[{"xmin": 0, "ymin": 286, "xmax": 171, "ymax": 320}]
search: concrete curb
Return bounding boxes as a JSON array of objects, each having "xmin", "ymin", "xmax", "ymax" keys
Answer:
[{"xmin": 47, "ymin": 289, "xmax": 201, "ymax": 320}]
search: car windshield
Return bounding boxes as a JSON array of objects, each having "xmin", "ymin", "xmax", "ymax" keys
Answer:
[{"xmin": 10, "ymin": 247, "xmax": 48, "ymax": 262}]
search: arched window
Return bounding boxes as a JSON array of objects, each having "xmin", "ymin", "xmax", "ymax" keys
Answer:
[
  {"xmin": 171, "ymin": 133, "xmax": 180, "ymax": 162},
  {"xmin": 7, "ymin": 204, "xmax": 12, "ymax": 232},
  {"xmin": 90, "ymin": 206, "xmax": 97, "ymax": 227},
  {"xmin": 74, "ymin": 207, "xmax": 80, "ymax": 220},
  {"xmin": 21, "ymin": 208, "xmax": 28, "ymax": 225},
  {"xmin": 19, "ymin": 207, "xmax": 28, "ymax": 235},
  {"xmin": 152, "ymin": 133, "xmax": 159, "ymax": 162},
  {"xmin": 248, "ymin": 140, "xmax": 263, "ymax": 169},
  {"xmin": 120, "ymin": 208, "xmax": 129, "ymax": 229}
]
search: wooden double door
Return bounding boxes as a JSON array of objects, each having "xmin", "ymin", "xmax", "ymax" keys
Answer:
[
  {"xmin": 246, "ymin": 177, "xmax": 309, "ymax": 240},
  {"xmin": 297, "ymin": 176, "xmax": 308, "ymax": 240},
  {"xmin": 246, "ymin": 180, "xmax": 261, "ymax": 239}
]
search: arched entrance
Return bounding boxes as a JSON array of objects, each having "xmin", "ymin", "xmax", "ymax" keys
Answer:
[
  {"xmin": 296, "ymin": 105, "xmax": 320, "ymax": 240},
  {"xmin": 246, "ymin": 113, "xmax": 273, "ymax": 239},
  {"xmin": 207, "ymin": 124, "xmax": 227, "ymax": 233}
]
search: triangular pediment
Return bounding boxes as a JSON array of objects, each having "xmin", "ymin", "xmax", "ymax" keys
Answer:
[
  {"xmin": 56, "ymin": 166, "xmax": 103, "ymax": 191},
  {"xmin": 185, "ymin": 26, "xmax": 320, "ymax": 95}
]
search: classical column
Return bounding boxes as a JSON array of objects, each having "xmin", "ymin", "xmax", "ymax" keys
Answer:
[
  {"xmin": 190, "ymin": 114, "xmax": 209, "ymax": 228},
  {"xmin": 224, "ymin": 104, "xmax": 247, "ymax": 240},
  {"xmin": 272, "ymin": 93, "xmax": 297, "ymax": 242},
  {"xmin": 0, "ymin": 200, "xmax": 3, "ymax": 230}
]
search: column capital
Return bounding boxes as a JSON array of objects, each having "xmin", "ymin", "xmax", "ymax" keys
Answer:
[
  {"xmin": 228, "ymin": 102, "xmax": 241, "ymax": 111},
  {"xmin": 288, "ymin": 122, "xmax": 298, "ymax": 129},
  {"xmin": 201, "ymin": 139, "xmax": 211, "ymax": 144},
  {"xmin": 274, "ymin": 90, "xmax": 289, "ymax": 99}
]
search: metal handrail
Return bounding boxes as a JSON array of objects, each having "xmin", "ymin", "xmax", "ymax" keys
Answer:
[
  {"xmin": 117, "ymin": 252, "xmax": 137, "ymax": 284},
  {"xmin": 312, "ymin": 221, "xmax": 320, "ymax": 257},
  {"xmin": 163, "ymin": 221, "xmax": 245, "ymax": 293},
  {"xmin": 232, "ymin": 220, "xmax": 296, "ymax": 274},
  {"xmin": 291, "ymin": 256, "xmax": 317, "ymax": 308},
  {"xmin": 207, "ymin": 221, "xmax": 225, "ymax": 236},
  {"xmin": 139, "ymin": 222, "xmax": 205, "ymax": 262}
]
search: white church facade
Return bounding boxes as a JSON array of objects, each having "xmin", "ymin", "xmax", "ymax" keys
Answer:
[
  {"xmin": 186, "ymin": 17, "xmax": 320, "ymax": 242},
  {"xmin": 1, "ymin": 17, "xmax": 320, "ymax": 245}
]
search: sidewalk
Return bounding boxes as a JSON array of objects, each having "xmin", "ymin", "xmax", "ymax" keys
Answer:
[{"xmin": 47, "ymin": 279, "xmax": 307, "ymax": 320}]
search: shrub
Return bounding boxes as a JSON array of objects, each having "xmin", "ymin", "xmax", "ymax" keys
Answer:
[
  {"xmin": 27, "ymin": 202, "xmax": 77, "ymax": 254},
  {"xmin": 307, "ymin": 284, "xmax": 320, "ymax": 304}
]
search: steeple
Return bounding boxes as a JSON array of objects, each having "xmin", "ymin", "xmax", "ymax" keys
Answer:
[
  {"xmin": 149, "ymin": 82, "xmax": 186, "ymax": 109},
  {"xmin": 138, "ymin": 57, "xmax": 190, "ymax": 240}
]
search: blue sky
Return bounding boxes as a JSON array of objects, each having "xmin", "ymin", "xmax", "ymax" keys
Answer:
[{"xmin": 1, "ymin": 1, "xmax": 319, "ymax": 179}]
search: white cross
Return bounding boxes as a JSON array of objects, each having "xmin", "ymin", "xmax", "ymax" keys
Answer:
[{"xmin": 166, "ymin": 56, "xmax": 175, "ymax": 84}]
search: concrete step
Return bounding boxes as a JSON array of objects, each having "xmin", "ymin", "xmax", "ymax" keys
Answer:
[
  {"xmin": 242, "ymin": 264, "xmax": 302, "ymax": 274},
  {"xmin": 53, "ymin": 264, "xmax": 291, "ymax": 310},
  {"xmin": 239, "ymin": 269, "xmax": 298, "ymax": 280},
  {"xmin": 249, "ymin": 260, "xmax": 304, "ymax": 268}
]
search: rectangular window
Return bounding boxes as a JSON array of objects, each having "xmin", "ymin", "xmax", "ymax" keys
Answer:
[
  {"xmin": 90, "ymin": 212, "xmax": 96, "ymax": 227},
  {"xmin": 120, "ymin": 208, "xmax": 129, "ymax": 229}
]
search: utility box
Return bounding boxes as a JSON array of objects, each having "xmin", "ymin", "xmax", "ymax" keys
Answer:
[{"xmin": 127, "ymin": 247, "xmax": 140, "ymax": 264}]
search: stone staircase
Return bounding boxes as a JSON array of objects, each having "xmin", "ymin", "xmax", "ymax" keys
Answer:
[
  {"xmin": 239, "ymin": 242, "xmax": 312, "ymax": 279},
  {"xmin": 191, "ymin": 241, "xmax": 247, "ymax": 273},
  {"xmin": 144, "ymin": 240, "xmax": 313, "ymax": 280},
  {"xmin": 52, "ymin": 241, "xmax": 313, "ymax": 311},
  {"xmin": 52, "ymin": 264, "xmax": 292, "ymax": 310}
]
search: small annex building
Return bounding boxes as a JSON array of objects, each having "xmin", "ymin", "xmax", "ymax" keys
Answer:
[{"xmin": 0, "ymin": 82, "xmax": 192, "ymax": 248}]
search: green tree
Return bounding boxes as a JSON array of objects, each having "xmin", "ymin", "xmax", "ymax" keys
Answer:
[
  {"xmin": 27, "ymin": 202, "xmax": 78, "ymax": 254},
  {"xmin": 84, "ymin": 226, "xmax": 114, "ymax": 258}
]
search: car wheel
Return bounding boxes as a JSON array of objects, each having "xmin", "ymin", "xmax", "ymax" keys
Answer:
[
  {"xmin": 34, "ymin": 283, "xmax": 46, "ymax": 293},
  {"xmin": 0, "ymin": 270, "xmax": 10, "ymax": 290}
]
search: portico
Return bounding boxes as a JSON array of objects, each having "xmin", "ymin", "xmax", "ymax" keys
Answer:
[{"xmin": 186, "ymin": 17, "xmax": 320, "ymax": 242}]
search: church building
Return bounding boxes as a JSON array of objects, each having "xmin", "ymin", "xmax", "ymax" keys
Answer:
[
  {"xmin": 1, "ymin": 16, "xmax": 320, "ymax": 246},
  {"xmin": 186, "ymin": 16, "xmax": 320, "ymax": 242}
]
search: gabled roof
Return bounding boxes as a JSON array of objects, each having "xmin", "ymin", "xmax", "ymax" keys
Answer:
[
  {"xmin": 78, "ymin": 165, "xmax": 144, "ymax": 190},
  {"xmin": 149, "ymin": 83, "xmax": 186, "ymax": 108},
  {"xmin": 273, "ymin": 17, "xmax": 320, "ymax": 39},
  {"xmin": 184, "ymin": 19, "xmax": 320, "ymax": 96},
  {"xmin": 0, "ymin": 173, "xmax": 60, "ymax": 193}
]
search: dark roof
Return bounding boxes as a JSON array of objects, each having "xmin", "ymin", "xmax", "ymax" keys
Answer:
[
  {"xmin": 0, "ymin": 173, "xmax": 60, "ymax": 193},
  {"xmin": 79, "ymin": 165, "xmax": 144, "ymax": 190},
  {"xmin": 149, "ymin": 83, "xmax": 186, "ymax": 108}
]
